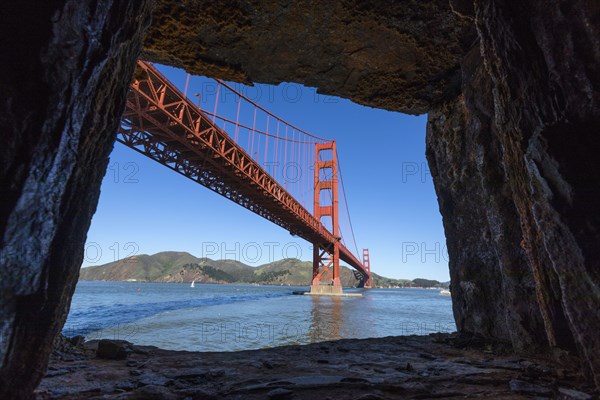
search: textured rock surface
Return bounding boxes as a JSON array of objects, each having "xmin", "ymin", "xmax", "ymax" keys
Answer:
[
  {"xmin": 427, "ymin": 0, "xmax": 600, "ymax": 388},
  {"xmin": 36, "ymin": 334, "xmax": 596, "ymax": 399},
  {"xmin": 0, "ymin": 1, "xmax": 152, "ymax": 398},
  {"xmin": 426, "ymin": 47, "xmax": 548, "ymax": 352},
  {"xmin": 474, "ymin": 0, "xmax": 600, "ymax": 387},
  {"xmin": 96, "ymin": 340, "xmax": 133, "ymax": 360},
  {"xmin": 142, "ymin": 0, "xmax": 475, "ymax": 114}
]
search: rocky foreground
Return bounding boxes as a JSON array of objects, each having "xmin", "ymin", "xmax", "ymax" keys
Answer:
[{"xmin": 37, "ymin": 334, "xmax": 596, "ymax": 399}]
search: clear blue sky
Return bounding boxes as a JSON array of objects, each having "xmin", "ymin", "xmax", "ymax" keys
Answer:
[{"xmin": 83, "ymin": 64, "xmax": 449, "ymax": 281}]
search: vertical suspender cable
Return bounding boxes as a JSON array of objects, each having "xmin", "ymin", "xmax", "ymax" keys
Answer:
[
  {"xmin": 212, "ymin": 82, "xmax": 221, "ymax": 124},
  {"xmin": 264, "ymin": 115, "xmax": 270, "ymax": 167},
  {"xmin": 284, "ymin": 126, "xmax": 288, "ymax": 188},
  {"xmin": 234, "ymin": 98, "xmax": 242, "ymax": 142}
]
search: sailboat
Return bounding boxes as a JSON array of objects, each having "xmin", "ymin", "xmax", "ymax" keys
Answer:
[{"xmin": 190, "ymin": 280, "xmax": 195, "ymax": 288}]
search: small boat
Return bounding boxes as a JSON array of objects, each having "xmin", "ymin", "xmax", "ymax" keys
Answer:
[
  {"xmin": 190, "ymin": 280, "xmax": 195, "ymax": 288},
  {"xmin": 439, "ymin": 289, "xmax": 450, "ymax": 296}
]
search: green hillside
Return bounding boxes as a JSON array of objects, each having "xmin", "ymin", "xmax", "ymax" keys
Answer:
[{"xmin": 79, "ymin": 251, "xmax": 446, "ymax": 288}]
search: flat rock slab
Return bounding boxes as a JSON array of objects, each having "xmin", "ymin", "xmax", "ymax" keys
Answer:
[{"xmin": 36, "ymin": 334, "xmax": 596, "ymax": 399}]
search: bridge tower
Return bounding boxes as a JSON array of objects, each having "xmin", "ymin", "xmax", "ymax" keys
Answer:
[
  {"xmin": 311, "ymin": 141, "xmax": 342, "ymax": 295},
  {"xmin": 363, "ymin": 248, "xmax": 373, "ymax": 288}
]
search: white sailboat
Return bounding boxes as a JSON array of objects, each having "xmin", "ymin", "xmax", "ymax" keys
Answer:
[{"xmin": 190, "ymin": 280, "xmax": 195, "ymax": 288}]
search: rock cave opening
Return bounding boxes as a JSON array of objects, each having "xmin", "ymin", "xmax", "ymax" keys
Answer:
[{"xmin": 67, "ymin": 62, "xmax": 453, "ymax": 353}]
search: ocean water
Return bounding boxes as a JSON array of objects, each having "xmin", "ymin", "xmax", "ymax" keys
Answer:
[{"xmin": 64, "ymin": 282, "xmax": 455, "ymax": 352}]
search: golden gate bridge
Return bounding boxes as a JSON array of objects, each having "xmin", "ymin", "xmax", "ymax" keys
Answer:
[{"xmin": 118, "ymin": 61, "xmax": 372, "ymax": 294}]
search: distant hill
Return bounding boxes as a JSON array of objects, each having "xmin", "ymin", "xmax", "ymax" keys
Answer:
[
  {"xmin": 79, "ymin": 251, "xmax": 361, "ymax": 286},
  {"xmin": 79, "ymin": 251, "xmax": 447, "ymax": 288}
]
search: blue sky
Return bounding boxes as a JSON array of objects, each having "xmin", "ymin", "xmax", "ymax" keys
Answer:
[{"xmin": 83, "ymin": 64, "xmax": 449, "ymax": 281}]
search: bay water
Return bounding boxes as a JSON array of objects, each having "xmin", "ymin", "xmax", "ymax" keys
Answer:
[{"xmin": 64, "ymin": 282, "xmax": 455, "ymax": 352}]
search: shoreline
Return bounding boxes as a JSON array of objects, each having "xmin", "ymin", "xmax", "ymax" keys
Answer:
[
  {"xmin": 78, "ymin": 280, "xmax": 448, "ymax": 290},
  {"xmin": 38, "ymin": 333, "xmax": 595, "ymax": 399}
]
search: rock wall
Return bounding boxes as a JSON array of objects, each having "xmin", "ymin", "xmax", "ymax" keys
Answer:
[
  {"xmin": 426, "ymin": 47, "xmax": 549, "ymax": 352},
  {"xmin": 0, "ymin": 1, "xmax": 152, "ymax": 398},
  {"xmin": 427, "ymin": 0, "xmax": 600, "ymax": 387}
]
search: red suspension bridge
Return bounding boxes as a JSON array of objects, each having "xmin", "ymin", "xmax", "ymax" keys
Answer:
[{"xmin": 118, "ymin": 61, "xmax": 372, "ymax": 294}]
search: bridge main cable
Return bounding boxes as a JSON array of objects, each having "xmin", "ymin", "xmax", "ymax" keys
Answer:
[{"xmin": 213, "ymin": 78, "xmax": 330, "ymax": 143}]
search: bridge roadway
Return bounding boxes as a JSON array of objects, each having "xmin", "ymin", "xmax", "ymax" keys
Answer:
[{"xmin": 117, "ymin": 61, "xmax": 368, "ymax": 280}]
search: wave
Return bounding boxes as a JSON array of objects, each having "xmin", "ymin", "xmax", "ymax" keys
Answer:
[{"xmin": 63, "ymin": 291, "xmax": 292, "ymax": 337}]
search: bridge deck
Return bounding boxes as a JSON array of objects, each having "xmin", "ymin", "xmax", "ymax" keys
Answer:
[{"xmin": 118, "ymin": 61, "xmax": 367, "ymax": 278}]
